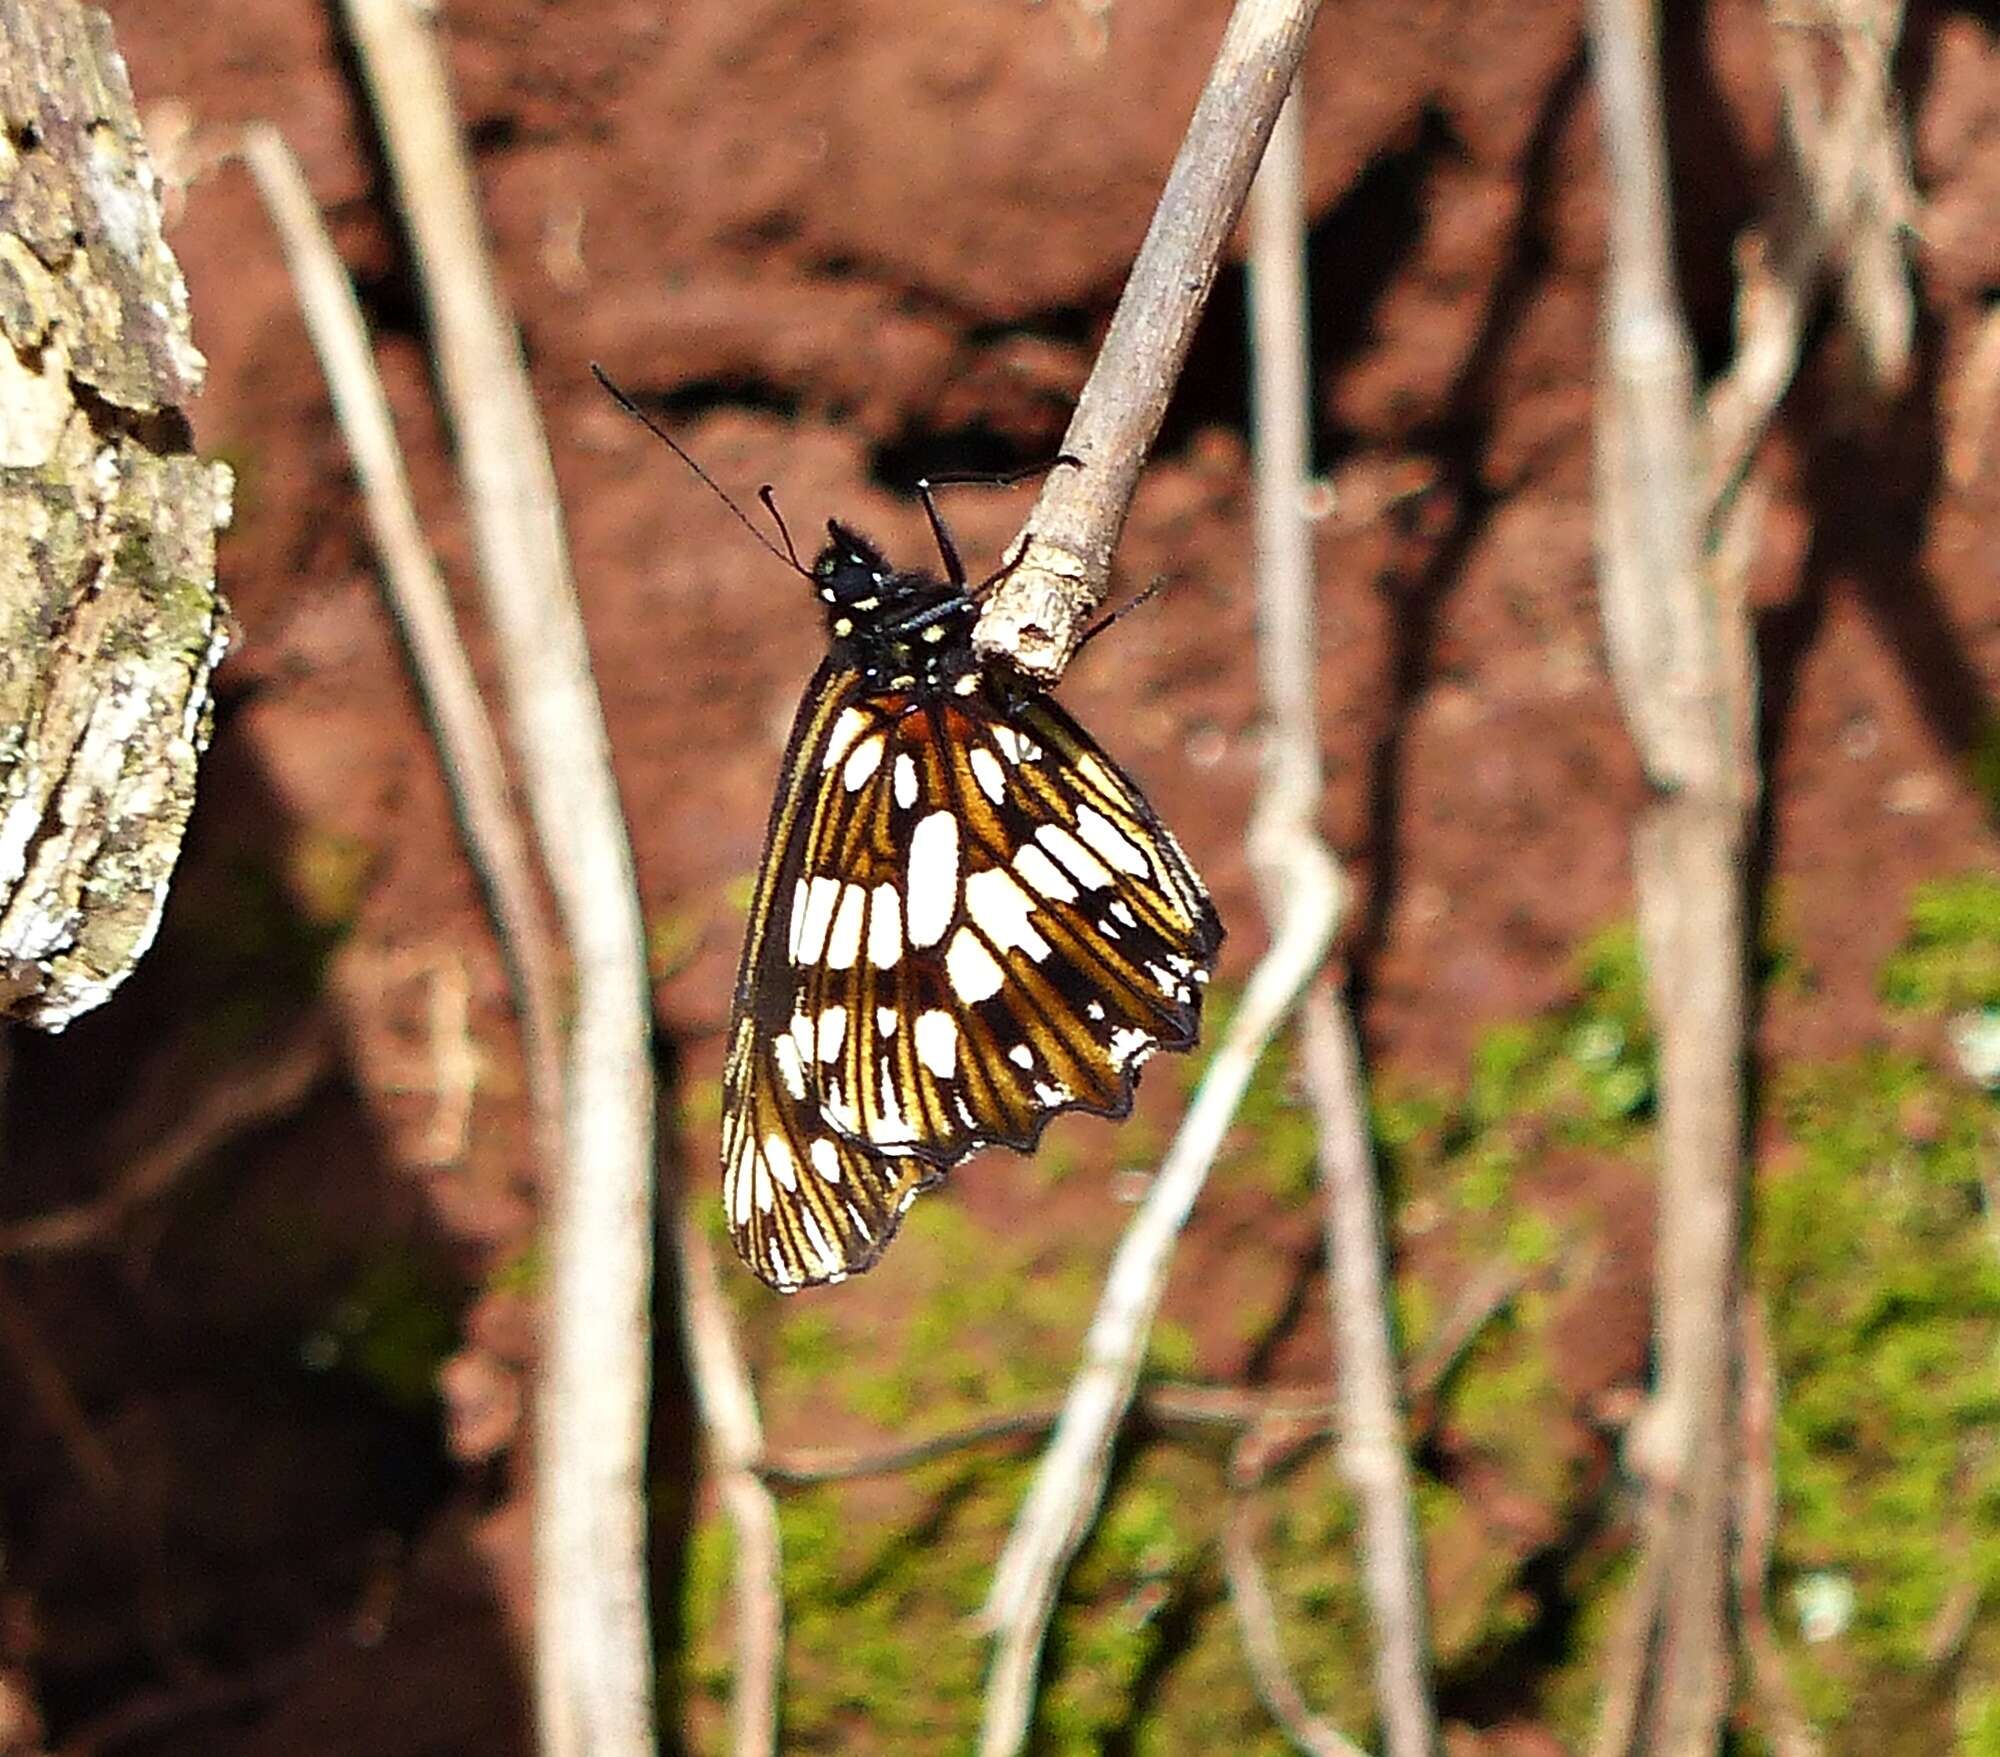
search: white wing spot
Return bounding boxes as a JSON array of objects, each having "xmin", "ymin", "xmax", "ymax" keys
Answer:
[
  {"xmin": 964, "ymin": 867, "xmax": 1050, "ymax": 960},
  {"xmin": 1036, "ymin": 822, "xmax": 1112, "ymax": 890},
  {"xmin": 1110, "ymin": 900, "xmax": 1139, "ymax": 928},
  {"xmin": 894, "ymin": 753, "xmax": 920, "ymax": 809},
  {"xmin": 1013, "ymin": 842, "xmax": 1079, "ymax": 903},
  {"xmin": 877, "ymin": 1006, "xmax": 899, "ymax": 1037},
  {"xmin": 1008, "ymin": 1043, "xmax": 1034, "ymax": 1069},
  {"xmin": 1109, "ymin": 1025, "xmax": 1152, "ymax": 1067},
  {"xmin": 842, "ymin": 733, "xmax": 886, "ymax": 791},
  {"xmin": 799, "ymin": 1207, "xmax": 840, "ymax": 1277},
  {"xmin": 788, "ymin": 879, "xmax": 810, "ymax": 958},
  {"xmin": 763, "ymin": 1133, "xmax": 800, "ymax": 1191},
  {"xmin": 1075, "ymin": 803, "xmax": 1151, "ymax": 877},
  {"xmin": 796, "ymin": 875, "xmax": 842, "ymax": 962},
  {"xmin": 945, "ymin": 927, "xmax": 1005, "ymax": 1003},
  {"xmin": 868, "ymin": 882, "xmax": 903, "ymax": 969},
  {"xmin": 906, "ymin": 811, "xmax": 960, "ymax": 947},
  {"xmin": 970, "ymin": 746, "xmax": 1007, "ymax": 804},
  {"xmin": 872, "ymin": 1059, "xmax": 919, "ymax": 1144},
  {"xmin": 815, "ymin": 1005, "xmax": 847, "ymax": 1064},
  {"xmin": 1032, "ymin": 1079, "xmax": 1074, "ymax": 1106},
  {"xmin": 825, "ymin": 883, "xmax": 867, "ymax": 969},
  {"xmin": 773, "ymin": 1034, "xmax": 809, "ymax": 1100},
  {"xmin": 809, "ymin": 1138, "xmax": 842, "ymax": 1184},
  {"xmin": 915, "ymin": 1009, "xmax": 959, "ymax": 1078},
  {"xmin": 1087, "ymin": 1000, "xmax": 1106, "ymax": 1022},
  {"xmin": 822, "ymin": 706, "xmax": 870, "ymax": 769}
]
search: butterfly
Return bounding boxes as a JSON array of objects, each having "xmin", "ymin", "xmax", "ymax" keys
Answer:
[{"xmin": 594, "ymin": 368, "xmax": 1222, "ymax": 1290}]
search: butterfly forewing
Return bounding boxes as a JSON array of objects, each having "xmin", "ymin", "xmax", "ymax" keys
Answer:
[{"xmin": 723, "ymin": 653, "xmax": 1221, "ymax": 1289}]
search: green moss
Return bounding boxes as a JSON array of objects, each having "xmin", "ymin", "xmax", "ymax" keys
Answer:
[
  {"xmin": 1881, "ymin": 875, "xmax": 2000, "ymax": 1013},
  {"xmin": 1754, "ymin": 1044, "xmax": 2000, "ymax": 1746},
  {"xmin": 674, "ymin": 877, "xmax": 2000, "ymax": 1751}
]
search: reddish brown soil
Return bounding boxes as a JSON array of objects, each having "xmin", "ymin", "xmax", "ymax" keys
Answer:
[{"xmin": 2, "ymin": 0, "xmax": 1994, "ymax": 1750}]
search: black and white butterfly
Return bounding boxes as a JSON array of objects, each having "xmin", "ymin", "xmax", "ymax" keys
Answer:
[{"xmin": 596, "ymin": 368, "xmax": 1222, "ymax": 1291}]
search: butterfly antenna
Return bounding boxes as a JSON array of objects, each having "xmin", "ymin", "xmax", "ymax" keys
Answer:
[
  {"xmin": 757, "ymin": 485, "xmax": 804, "ymax": 572},
  {"xmin": 1076, "ymin": 573, "xmax": 1170, "ymax": 651},
  {"xmin": 590, "ymin": 362, "xmax": 809, "ymax": 577}
]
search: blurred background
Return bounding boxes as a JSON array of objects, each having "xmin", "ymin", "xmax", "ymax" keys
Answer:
[{"xmin": 0, "ymin": 0, "xmax": 1994, "ymax": 1750}]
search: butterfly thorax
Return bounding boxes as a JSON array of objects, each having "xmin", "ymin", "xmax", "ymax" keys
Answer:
[{"xmin": 812, "ymin": 520, "xmax": 980, "ymax": 696}]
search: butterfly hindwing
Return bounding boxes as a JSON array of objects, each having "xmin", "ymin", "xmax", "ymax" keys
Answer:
[
  {"xmin": 786, "ymin": 682, "xmax": 1221, "ymax": 1166},
  {"xmin": 722, "ymin": 664, "xmax": 928, "ymax": 1289}
]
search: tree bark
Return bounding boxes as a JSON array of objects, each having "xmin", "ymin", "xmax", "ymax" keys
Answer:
[{"xmin": 0, "ymin": 0, "xmax": 231, "ymax": 1031}]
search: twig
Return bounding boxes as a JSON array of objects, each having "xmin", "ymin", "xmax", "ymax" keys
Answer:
[
  {"xmin": 0, "ymin": 1028, "xmax": 331, "ymax": 1258},
  {"xmin": 237, "ymin": 125, "xmax": 566, "ymax": 1184},
  {"xmin": 1251, "ymin": 87, "xmax": 1440, "ymax": 1757},
  {"xmin": 976, "ymin": 67, "xmax": 1349, "ymax": 1756},
  {"xmin": 760, "ymin": 1255, "xmax": 1540, "ymax": 1490},
  {"xmin": 676, "ymin": 1219, "xmax": 782, "ymax": 1757},
  {"xmin": 1768, "ymin": 0, "xmax": 1912, "ymax": 393},
  {"xmin": 0, "ymin": 1271, "xmax": 121, "ymax": 1505},
  {"xmin": 977, "ymin": 874, "xmax": 1337, "ymax": 1753},
  {"xmin": 1587, "ymin": 0, "xmax": 1758, "ymax": 1750},
  {"xmin": 1735, "ymin": 1296, "xmax": 1824, "ymax": 1757},
  {"xmin": 1223, "ymin": 1491, "xmax": 1370, "ymax": 1757},
  {"xmin": 334, "ymin": 6, "xmax": 659, "ymax": 1755},
  {"xmin": 972, "ymin": 0, "xmax": 1323, "ymax": 683},
  {"xmin": 1702, "ymin": 0, "xmax": 1911, "ymax": 532},
  {"xmin": 756, "ymin": 1385, "xmax": 1338, "ymax": 1487}
]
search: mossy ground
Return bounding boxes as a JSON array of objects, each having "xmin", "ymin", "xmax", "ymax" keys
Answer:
[{"xmin": 678, "ymin": 875, "xmax": 2000, "ymax": 1753}]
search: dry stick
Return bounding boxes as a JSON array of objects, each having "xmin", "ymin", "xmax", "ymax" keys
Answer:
[
  {"xmin": 677, "ymin": 1220, "xmax": 783, "ymax": 1757},
  {"xmin": 1705, "ymin": 0, "xmax": 1911, "ymax": 524},
  {"xmin": 1769, "ymin": 0, "xmax": 1913, "ymax": 393},
  {"xmin": 1247, "ymin": 90, "xmax": 1439, "ymax": 1757},
  {"xmin": 977, "ymin": 59, "xmax": 1344, "ymax": 1754},
  {"xmin": 1587, "ymin": 0, "xmax": 1759, "ymax": 1751},
  {"xmin": 973, "ymin": 0, "xmax": 1323, "ymax": 684},
  {"xmin": 977, "ymin": 876, "xmax": 1337, "ymax": 1755},
  {"xmin": 237, "ymin": 126, "xmax": 566, "ymax": 1183},
  {"xmin": 1735, "ymin": 1297, "xmax": 1824, "ymax": 1757},
  {"xmin": 335, "ymin": 6, "xmax": 659, "ymax": 1755},
  {"xmin": 0, "ymin": 1027, "xmax": 330, "ymax": 1258},
  {"xmin": 762, "ymin": 1259, "xmax": 1539, "ymax": 1490},
  {"xmin": 1223, "ymin": 1493, "xmax": 1370, "ymax": 1757}
]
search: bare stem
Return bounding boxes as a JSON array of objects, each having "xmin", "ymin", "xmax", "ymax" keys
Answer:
[
  {"xmin": 972, "ymin": 0, "xmax": 1323, "ymax": 683},
  {"xmin": 237, "ymin": 125, "xmax": 567, "ymax": 1183},
  {"xmin": 1250, "ymin": 88, "xmax": 1438, "ymax": 1757},
  {"xmin": 334, "ymin": 4, "xmax": 657, "ymax": 1753},
  {"xmin": 1587, "ymin": 0, "xmax": 1758, "ymax": 1749},
  {"xmin": 676, "ymin": 1220, "xmax": 783, "ymax": 1757}
]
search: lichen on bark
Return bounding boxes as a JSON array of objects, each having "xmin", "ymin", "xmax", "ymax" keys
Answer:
[{"xmin": 0, "ymin": 0, "xmax": 232, "ymax": 1029}]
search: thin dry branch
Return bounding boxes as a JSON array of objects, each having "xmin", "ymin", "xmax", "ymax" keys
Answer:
[
  {"xmin": 972, "ymin": 0, "xmax": 1322, "ymax": 683},
  {"xmin": 1249, "ymin": 89, "xmax": 1438, "ymax": 1757},
  {"xmin": 0, "ymin": 1027, "xmax": 331, "ymax": 1258},
  {"xmin": 334, "ymin": 4, "xmax": 659, "ymax": 1754},
  {"xmin": 1587, "ymin": 0, "xmax": 1759, "ymax": 1750},
  {"xmin": 1702, "ymin": 0, "xmax": 1911, "ymax": 533},
  {"xmin": 978, "ymin": 69, "xmax": 1357, "ymax": 1757},
  {"xmin": 677, "ymin": 1220, "xmax": 783, "ymax": 1757},
  {"xmin": 1223, "ymin": 1491, "xmax": 1370, "ymax": 1757},
  {"xmin": 237, "ymin": 124, "xmax": 565, "ymax": 1182},
  {"xmin": 977, "ymin": 862, "xmax": 1338, "ymax": 1755},
  {"xmin": 1736, "ymin": 1296, "xmax": 1824, "ymax": 1757}
]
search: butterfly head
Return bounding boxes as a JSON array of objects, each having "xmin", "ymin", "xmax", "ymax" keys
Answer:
[{"xmin": 812, "ymin": 522, "xmax": 897, "ymax": 616}]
